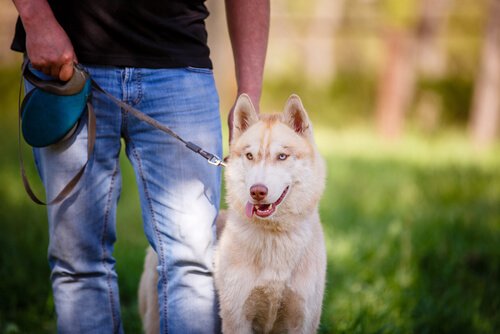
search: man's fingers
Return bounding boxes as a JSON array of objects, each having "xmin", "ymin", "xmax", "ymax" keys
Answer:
[
  {"xmin": 50, "ymin": 64, "xmax": 62, "ymax": 79},
  {"xmin": 30, "ymin": 59, "xmax": 48, "ymax": 73},
  {"xmin": 27, "ymin": 50, "xmax": 76, "ymax": 81},
  {"xmin": 59, "ymin": 62, "xmax": 74, "ymax": 82},
  {"xmin": 29, "ymin": 61, "xmax": 74, "ymax": 81}
]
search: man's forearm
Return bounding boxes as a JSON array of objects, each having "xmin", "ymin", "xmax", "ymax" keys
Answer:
[
  {"xmin": 225, "ymin": 0, "xmax": 270, "ymax": 108},
  {"xmin": 13, "ymin": 0, "xmax": 58, "ymax": 32},
  {"xmin": 12, "ymin": 0, "xmax": 76, "ymax": 80}
]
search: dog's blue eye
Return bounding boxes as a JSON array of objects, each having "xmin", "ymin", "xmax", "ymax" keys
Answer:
[
  {"xmin": 278, "ymin": 153, "xmax": 288, "ymax": 161},
  {"xmin": 246, "ymin": 153, "xmax": 254, "ymax": 160}
]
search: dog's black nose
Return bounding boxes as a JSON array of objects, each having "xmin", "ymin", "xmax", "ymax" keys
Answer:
[{"xmin": 250, "ymin": 184, "xmax": 268, "ymax": 201}]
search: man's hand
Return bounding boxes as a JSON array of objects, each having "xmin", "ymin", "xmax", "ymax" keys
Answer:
[
  {"xmin": 26, "ymin": 21, "xmax": 76, "ymax": 81},
  {"xmin": 14, "ymin": 0, "xmax": 77, "ymax": 81}
]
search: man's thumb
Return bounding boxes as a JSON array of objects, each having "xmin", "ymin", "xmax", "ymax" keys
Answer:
[{"xmin": 59, "ymin": 62, "xmax": 74, "ymax": 81}]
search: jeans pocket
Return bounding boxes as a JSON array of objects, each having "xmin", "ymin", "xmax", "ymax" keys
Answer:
[{"xmin": 185, "ymin": 66, "xmax": 213, "ymax": 74}]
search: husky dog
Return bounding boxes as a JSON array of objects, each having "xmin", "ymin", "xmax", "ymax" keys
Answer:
[
  {"xmin": 214, "ymin": 94, "xmax": 327, "ymax": 333},
  {"xmin": 138, "ymin": 94, "xmax": 327, "ymax": 334}
]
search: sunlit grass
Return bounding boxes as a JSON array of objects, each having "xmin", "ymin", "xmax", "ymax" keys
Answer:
[
  {"xmin": 315, "ymin": 126, "xmax": 500, "ymax": 167},
  {"xmin": 315, "ymin": 128, "xmax": 499, "ymax": 333}
]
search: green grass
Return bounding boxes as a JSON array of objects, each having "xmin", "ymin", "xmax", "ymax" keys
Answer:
[
  {"xmin": 315, "ymin": 128, "xmax": 500, "ymax": 333},
  {"xmin": 0, "ymin": 67, "xmax": 499, "ymax": 333}
]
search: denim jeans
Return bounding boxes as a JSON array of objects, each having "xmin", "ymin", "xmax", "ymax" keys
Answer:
[{"xmin": 29, "ymin": 65, "xmax": 222, "ymax": 333}]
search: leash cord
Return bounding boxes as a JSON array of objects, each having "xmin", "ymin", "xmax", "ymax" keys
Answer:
[{"xmin": 90, "ymin": 78, "xmax": 226, "ymax": 168}]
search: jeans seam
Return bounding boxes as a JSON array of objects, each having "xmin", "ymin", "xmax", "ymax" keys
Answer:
[
  {"xmin": 129, "ymin": 140, "xmax": 168, "ymax": 334},
  {"xmin": 102, "ymin": 158, "xmax": 120, "ymax": 333},
  {"xmin": 133, "ymin": 68, "xmax": 143, "ymax": 105}
]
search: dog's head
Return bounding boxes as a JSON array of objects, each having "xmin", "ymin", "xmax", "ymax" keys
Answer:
[{"xmin": 225, "ymin": 94, "xmax": 326, "ymax": 229}]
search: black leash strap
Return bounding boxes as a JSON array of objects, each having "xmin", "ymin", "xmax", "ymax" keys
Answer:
[{"xmin": 89, "ymin": 78, "xmax": 226, "ymax": 168}]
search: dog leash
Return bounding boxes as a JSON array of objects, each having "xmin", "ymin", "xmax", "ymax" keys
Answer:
[
  {"xmin": 19, "ymin": 62, "xmax": 225, "ymax": 205},
  {"xmin": 87, "ymin": 71, "xmax": 226, "ymax": 168}
]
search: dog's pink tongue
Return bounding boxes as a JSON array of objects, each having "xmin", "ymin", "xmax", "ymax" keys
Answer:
[{"xmin": 245, "ymin": 202, "xmax": 255, "ymax": 218}]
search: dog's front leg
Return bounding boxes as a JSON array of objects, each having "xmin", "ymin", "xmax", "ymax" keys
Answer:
[
  {"xmin": 288, "ymin": 230, "xmax": 326, "ymax": 333},
  {"xmin": 215, "ymin": 263, "xmax": 255, "ymax": 333},
  {"xmin": 221, "ymin": 316, "xmax": 253, "ymax": 334}
]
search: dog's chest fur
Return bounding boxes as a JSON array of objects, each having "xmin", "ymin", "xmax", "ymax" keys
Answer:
[
  {"xmin": 226, "ymin": 210, "xmax": 315, "ymax": 277},
  {"xmin": 216, "ymin": 211, "xmax": 322, "ymax": 333}
]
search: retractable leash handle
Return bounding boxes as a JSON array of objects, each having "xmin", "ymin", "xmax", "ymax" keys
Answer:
[{"xmin": 18, "ymin": 61, "xmax": 95, "ymax": 205}]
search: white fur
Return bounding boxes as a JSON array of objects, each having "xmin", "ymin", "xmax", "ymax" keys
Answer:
[{"xmin": 215, "ymin": 94, "xmax": 327, "ymax": 333}]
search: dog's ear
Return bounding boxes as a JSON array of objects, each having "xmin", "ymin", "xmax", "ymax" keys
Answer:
[
  {"xmin": 283, "ymin": 94, "xmax": 311, "ymax": 136},
  {"xmin": 232, "ymin": 94, "xmax": 259, "ymax": 142}
]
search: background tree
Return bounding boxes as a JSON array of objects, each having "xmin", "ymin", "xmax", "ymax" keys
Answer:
[
  {"xmin": 469, "ymin": 0, "xmax": 500, "ymax": 147},
  {"xmin": 375, "ymin": 0, "xmax": 453, "ymax": 139}
]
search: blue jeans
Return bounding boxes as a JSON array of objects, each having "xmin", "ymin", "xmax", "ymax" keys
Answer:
[{"xmin": 30, "ymin": 65, "xmax": 222, "ymax": 333}]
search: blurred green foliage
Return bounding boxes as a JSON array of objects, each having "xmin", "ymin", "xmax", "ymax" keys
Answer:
[
  {"xmin": 416, "ymin": 75, "xmax": 473, "ymax": 125},
  {"xmin": 263, "ymin": 73, "xmax": 378, "ymax": 127},
  {"xmin": 263, "ymin": 70, "xmax": 474, "ymax": 131}
]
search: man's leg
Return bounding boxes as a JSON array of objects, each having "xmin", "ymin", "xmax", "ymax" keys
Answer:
[
  {"xmin": 33, "ymin": 66, "xmax": 125, "ymax": 333},
  {"xmin": 124, "ymin": 67, "xmax": 222, "ymax": 333}
]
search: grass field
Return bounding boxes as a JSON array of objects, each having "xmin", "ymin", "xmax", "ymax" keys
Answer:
[
  {"xmin": 0, "ymin": 67, "xmax": 499, "ymax": 333},
  {"xmin": 316, "ymin": 129, "xmax": 500, "ymax": 333}
]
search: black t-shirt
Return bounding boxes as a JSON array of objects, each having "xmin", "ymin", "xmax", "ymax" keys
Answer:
[{"xmin": 11, "ymin": 0, "xmax": 213, "ymax": 69}]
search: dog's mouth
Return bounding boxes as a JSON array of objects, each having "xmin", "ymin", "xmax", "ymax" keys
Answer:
[{"xmin": 245, "ymin": 186, "xmax": 289, "ymax": 219}]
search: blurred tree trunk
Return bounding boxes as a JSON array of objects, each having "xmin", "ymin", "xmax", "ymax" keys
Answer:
[
  {"xmin": 303, "ymin": 0, "xmax": 344, "ymax": 84},
  {"xmin": 375, "ymin": 0, "xmax": 452, "ymax": 140},
  {"xmin": 470, "ymin": 0, "xmax": 500, "ymax": 147},
  {"xmin": 415, "ymin": 0, "xmax": 453, "ymax": 77},
  {"xmin": 414, "ymin": 0, "xmax": 453, "ymax": 132},
  {"xmin": 375, "ymin": 30, "xmax": 415, "ymax": 140}
]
